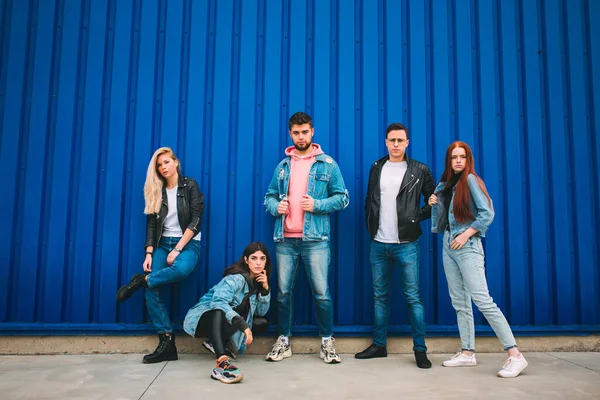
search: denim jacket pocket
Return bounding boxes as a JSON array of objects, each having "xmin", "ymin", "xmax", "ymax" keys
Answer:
[{"xmin": 312, "ymin": 172, "xmax": 331, "ymax": 198}]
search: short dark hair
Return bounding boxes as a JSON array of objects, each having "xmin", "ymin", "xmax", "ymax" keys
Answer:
[
  {"xmin": 385, "ymin": 123, "xmax": 409, "ymax": 139},
  {"xmin": 288, "ymin": 112, "xmax": 313, "ymax": 129}
]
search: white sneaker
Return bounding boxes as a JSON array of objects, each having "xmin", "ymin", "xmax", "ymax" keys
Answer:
[
  {"xmin": 497, "ymin": 355, "xmax": 528, "ymax": 378},
  {"xmin": 265, "ymin": 335, "xmax": 292, "ymax": 362},
  {"xmin": 442, "ymin": 352, "xmax": 477, "ymax": 367},
  {"xmin": 320, "ymin": 337, "xmax": 341, "ymax": 364}
]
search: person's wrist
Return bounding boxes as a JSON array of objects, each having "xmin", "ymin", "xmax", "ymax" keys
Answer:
[
  {"xmin": 145, "ymin": 251, "xmax": 153, "ymax": 257},
  {"xmin": 174, "ymin": 247, "xmax": 183, "ymax": 253}
]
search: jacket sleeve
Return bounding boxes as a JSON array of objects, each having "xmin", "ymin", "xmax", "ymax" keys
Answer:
[
  {"xmin": 209, "ymin": 275, "xmax": 246, "ymax": 324},
  {"xmin": 264, "ymin": 165, "xmax": 282, "ymax": 217},
  {"xmin": 313, "ymin": 161, "xmax": 350, "ymax": 214},
  {"xmin": 364, "ymin": 165, "xmax": 375, "ymax": 228},
  {"xmin": 418, "ymin": 165, "xmax": 435, "ymax": 221},
  {"xmin": 145, "ymin": 213, "xmax": 158, "ymax": 248},
  {"xmin": 186, "ymin": 179, "xmax": 204, "ymax": 234},
  {"xmin": 254, "ymin": 290, "xmax": 271, "ymax": 317},
  {"xmin": 467, "ymin": 174, "xmax": 495, "ymax": 233}
]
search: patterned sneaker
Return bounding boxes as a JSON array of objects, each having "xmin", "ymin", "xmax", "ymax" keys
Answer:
[
  {"xmin": 497, "ymin": 355, "xmax": 528, "ymax": 378},
  {"xmin": 442, "ymin": 352, "xmax": 477, "ymax": 367},
  {"xmin": 320, "ymin": 337, "xmax": 341, "ymax": 364},
  {"xmin": 211, "ymin": 357, "xmax": 243, "ymax": 384},
  {"xmin": 265, "ymin": 335, "xmax": 292, "ymax": 362},
  {"xmin": 202, "ymin": 340, "xmax": 237, "ymax": 360}
]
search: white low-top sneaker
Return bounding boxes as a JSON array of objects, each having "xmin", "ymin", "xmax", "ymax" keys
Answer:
[
  {"xmin": 497, "ymin": 355, "xmax": 528, "ymax": 378},
  {"xmin": 442, "ymin": 352, "xmax": 477, "ymax": 367}
]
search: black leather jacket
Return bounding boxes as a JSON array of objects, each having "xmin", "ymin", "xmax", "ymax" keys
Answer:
[
  {"xmin": 145, "ymin": 175, "xmax": 204, "ymax": 249},
  {"xmin": 364, "ymin": 155, "xmax": 434, "ymax": 242}
]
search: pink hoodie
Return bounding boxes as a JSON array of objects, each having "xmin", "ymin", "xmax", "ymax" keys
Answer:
[{"xmin": 284, "ymin": 144, "xmax": 324, "ymax": 237}]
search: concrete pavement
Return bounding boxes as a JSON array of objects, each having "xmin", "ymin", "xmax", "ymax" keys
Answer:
[{"xmin": 1, "ymin": 352, "xmax": 599, "ymax": 399}]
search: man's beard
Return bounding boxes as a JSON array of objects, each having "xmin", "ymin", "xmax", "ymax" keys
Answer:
[{"xmin": 294, "ymin": 141, "xmax": 312, "ymax": 152}]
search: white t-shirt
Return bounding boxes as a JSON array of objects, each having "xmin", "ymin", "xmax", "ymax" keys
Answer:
[
  {"xmin": 375, "ymin": 161, "xmax": 407, "ymax": 243},
  {"xmin": 162, "ymin": 187, "xmax": 201, "ymax": 241}
]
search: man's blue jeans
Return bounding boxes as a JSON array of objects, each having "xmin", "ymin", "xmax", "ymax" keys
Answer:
[
  {"xmin": 145, "ymin": 237, "xmax": 200, "ymax": 334},
  {"xmin": 275, "ymin": 239, "xmax": 333, "ymax": 337},
  {"xmin": 370, "ymin": 240, "xmax": 427, "ymax": 351}
]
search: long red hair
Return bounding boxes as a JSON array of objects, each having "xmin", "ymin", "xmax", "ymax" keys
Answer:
[{"xmin": 439, "ymin": 141, "xmax": 491, "ymax": 223}]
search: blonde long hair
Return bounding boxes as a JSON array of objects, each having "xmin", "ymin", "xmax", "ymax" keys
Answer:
[{"xmin": 144, "ymin": 147, "xmax": 181, "ymax": 214}]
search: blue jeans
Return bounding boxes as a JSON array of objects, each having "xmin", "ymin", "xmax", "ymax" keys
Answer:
[
  {"xmin": 442, "ymin": 231, "xmax": 517, "ymax": 351},
  {"xmin": 145, "ymin": 237, "xmax": 200, "ymax": 334},
  {"xmin": 370, "ymin": 240, "xmax": 427, "ymax": 351},
  {"xmin": 275, "ymin": 239, "xmax": 333, "ymax": 337}
]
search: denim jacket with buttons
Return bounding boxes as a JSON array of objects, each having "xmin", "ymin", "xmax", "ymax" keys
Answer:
[
  {"xmin": 431, "ymin": 173, "xmax": 494, "ymax": 238},
  {"xmin": 264, "ymin": 153, "xmax": 349, "ymax": 242},
  {"xmin": 183, "ymin": 274, "xmax": 270, "ymax": 354}
]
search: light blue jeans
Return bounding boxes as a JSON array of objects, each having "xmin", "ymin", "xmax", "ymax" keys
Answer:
[
  {"xmin": 370, "ymin": 240, "xmax": 427, "ymax": 351},
  {"xmin": 145, "ymin": 237, "xmax": 200, "ymax": 334},
  {"xmin": 442, "ymin": 231, "xmax": 517, "ymax": 351},
  {"xmin": 275, "ymin": 239, "xmax": 333, "ymax": 337}
]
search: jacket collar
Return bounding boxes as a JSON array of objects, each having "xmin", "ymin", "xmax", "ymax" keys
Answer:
[{"xmin": 374, "ymin": 154, "xmax": 413, "ymax": 167}]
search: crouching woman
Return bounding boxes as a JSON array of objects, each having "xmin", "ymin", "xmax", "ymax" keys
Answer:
[{"xmin": 183, "ymin": 241, "xmax": 272, "ymax": 384}]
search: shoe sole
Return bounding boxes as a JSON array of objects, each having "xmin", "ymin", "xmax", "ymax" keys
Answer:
[
  {"xmin": 354, "ymin": 354, "xmax": 387, "ymax": 359},
  {"xmin": 265, "ymin": 349, "xmax": 292, "ymax": 362},
  {"xmin": 442, "ymin": 362, "xmax": 477, "ymax": 367},
  {"xmin": 142, "ymin": 354, "xmax": 178, "ymax": 364},
  {"xmin": 211, "ymin": 374, "xmax": 243, "ymax": 384},
  {"xmin": 320, "ymin": 351, "xmax": 341, "ymax": 364}
]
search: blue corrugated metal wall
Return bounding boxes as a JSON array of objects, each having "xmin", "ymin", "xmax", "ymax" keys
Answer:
[{"xmin": 1, "ymin": 0, "xmax": 599, "ymax": 335}]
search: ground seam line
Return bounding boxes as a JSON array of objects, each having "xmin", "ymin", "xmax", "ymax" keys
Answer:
[
  {"xmin": 545, "ymin": 352, "xmax": 600, "ymax": 374},
  {"xmin": 138, "ymin": 361, "xmax": 169, "ymax": 399}
]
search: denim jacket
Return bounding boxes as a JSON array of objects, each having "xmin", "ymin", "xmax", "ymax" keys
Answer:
[
  {"xmin": 264, "ymin": 153, "xmax": 349, "ymax": 242},
  {"xmin": 183, "ymin": 274, "xmax": 270, "ymax": 354},
  {"xmin": 431, "ymin": 174, "xmax": 494, "ymax": 238}
]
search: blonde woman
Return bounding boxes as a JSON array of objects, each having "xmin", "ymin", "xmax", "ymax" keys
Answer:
[{"xmin": 117, "ymin": 147, "xmax": 204, "ymax": 364}]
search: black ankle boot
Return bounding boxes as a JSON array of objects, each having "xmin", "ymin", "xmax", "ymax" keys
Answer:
[
  {"xmin": 143, "ymin": 333, "xmax": 178, "ymax": 364},
  {"xmin": 116, "ymin": 273, "xmax": 147, "ymax": 302}
]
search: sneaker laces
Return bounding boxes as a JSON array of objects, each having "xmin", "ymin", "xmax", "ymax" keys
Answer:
[
  {"xmin": 322, "ymin": 338, "xmax": 338, "ymax": 356},
  {"xmin": 450, "ymin": 352, "xmax": 463, "ymax": 359},
  {"xmin": 217, "ymin": 357, "xmax": 232, "ymax": 369},
  {"xmin": 501, "ymin": 357, "xmax": 514, "ymax": 370},
  {"xmin": 270, "ymin": 336, "xmax": 288, "ymax": 354}
]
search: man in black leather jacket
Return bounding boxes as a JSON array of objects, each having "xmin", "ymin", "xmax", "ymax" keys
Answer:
[{"xmin": 355, "ymin": 123, "xmax": 434, "ymax": 369}]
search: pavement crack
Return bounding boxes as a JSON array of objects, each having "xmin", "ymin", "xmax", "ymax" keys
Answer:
[
  {"xmin": 546, "ymin": 353, "xmax": 600, "ymax": 373},
  {"xmin": 138, "ymin": 361, "xmax": 169, "ymax": 399}
]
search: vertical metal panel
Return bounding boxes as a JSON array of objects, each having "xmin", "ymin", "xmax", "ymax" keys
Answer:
[{"xmin": 1, "ymin": 0, "xmax": 599, "ymax": 335}]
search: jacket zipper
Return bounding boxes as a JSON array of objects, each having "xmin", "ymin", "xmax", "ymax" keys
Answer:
[
  {"xmin": 400, "ymin": 175, "xmax": 416, "ymax": 192},
  {"xmin": 157, "ymin": 199, "xmax": 167, "ymax": 246},
  {"xmin": 408, "ymin": 178, "xmax": 420, "ymax": 193}
]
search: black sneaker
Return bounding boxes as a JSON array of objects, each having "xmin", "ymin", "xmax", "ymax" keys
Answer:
[
  {"xmin": 355, "ymin": 343, "xmax": 388, "ymax": 359},
  {"xmin": 415, "ymin": 350, "xmax": 432, "ymax": 369},
  {"xmin": 116, "ymin": 273, "xmax": 147, "ymax": 302}
]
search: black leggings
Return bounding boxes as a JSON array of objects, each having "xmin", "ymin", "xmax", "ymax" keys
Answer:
[{"xmin": 195, "ymin": 310, "xmax": 268, "ymax": 358}]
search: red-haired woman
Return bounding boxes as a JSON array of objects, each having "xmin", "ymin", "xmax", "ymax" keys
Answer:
[{"xmin": 428, "ymin": 141, "xmax": 528, "ymax": 378}]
